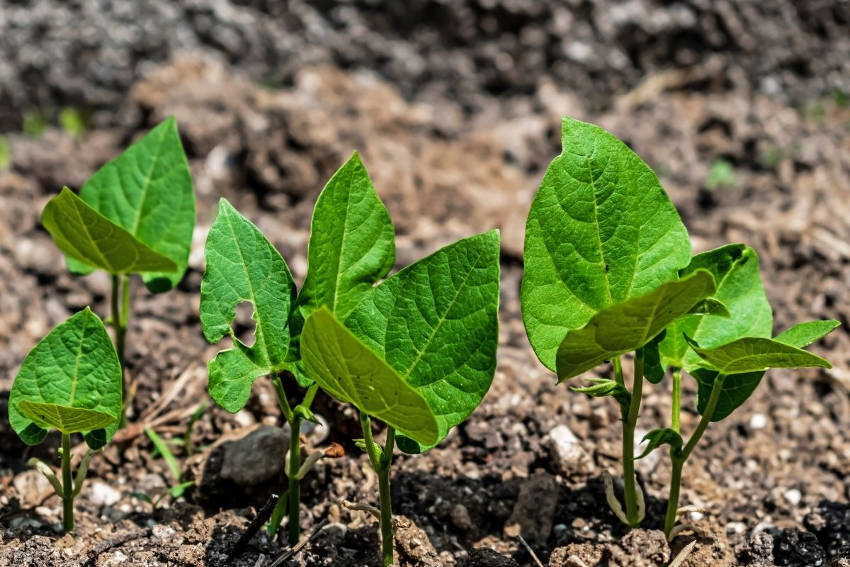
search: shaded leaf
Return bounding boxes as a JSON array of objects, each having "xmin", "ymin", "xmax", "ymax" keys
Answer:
[
  {"xmin": 345, "ymin": 230, "xmax": 501, "ymax": 453},
  {"xmin": 693, "ymin": 368, "xmax": 764, "ymax": 422},
  {"xmin": 9, "ymin": 308, "xmax": 122, "ymax": 450},
  {"xmin": 42, "ymin": 187, "xmax": 177, "ymax": 274},
  {"xmin": 688, "ymin": 298, "xmax": 730, "ymax": 317},
  {"xmin": 643, "ymin": 331, "xmax": 667, "ymax": 384},
  {"xmin": 301, "ymin": 308, "xmax": 439, "ymax": 446},
  {"xmin": 636, "ymin": 428, "xmax": 683, "ymax": 459},
  {"xmin": 17, "ymin": 401, "xmax": 115, "ymax": 435},
  {"xmin": 69, "ymin": 116, "xmax": 195, "ymax": 292},
  {"xmin": 200, "ymin": 199, "xmax": 296, "ymax": 412},
  {"xmin": 522, "ymin": 117, "xmax": 691, "ymax": 370},
  {"xmin": 556, "ymin": 270, "xmax": 716, "ymax": 381}
]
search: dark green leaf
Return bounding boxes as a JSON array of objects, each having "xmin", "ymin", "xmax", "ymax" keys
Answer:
[
  {"xmin": 345, "ymin": 230, "xmax": 501, "ymax": 453},
  {"xmin": 636, "ymin": 428, "xmax": 683, "ymax": 459},
  {"xmin": 200, "ymin": 199, "xmax": 296, "ymax": 412},
  {"xmin": 642, "ymin": 331, "xmax": 667, "ymax": 384},
  {"xmin": 693, "ymin": 368, "xmax": 764, "ymax": 422},
  {"xmin": 556, "ymin": 270, "xmax": 716, "ymax": 381},
  {"xmin": 522, "ymin": 117, "xmax": 691, "ymax": 370},
  {"xmin": 9, "ymin": 308, "xmax": 122, "ymax": 450},
  {"xmin": 69, "ymin": 116, "xmax": 195, "ymax": 292},
  {"xmin": 42, "ymin": 187, "xmax": 177, "ymax": 274}
]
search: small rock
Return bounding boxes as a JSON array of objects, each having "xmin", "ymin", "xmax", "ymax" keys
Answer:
[
  {"xmin": 395, "ymin": 515, "xmax": 440, "ymax": 567},
  {"xmin": 784, "ymin": 488, "xmax": 802, "ymax": 506},
  {"xmin": 505, "ymin": 472, "xmax": 558, "ymax": 544},
  {"xmin": 548, "ymin": 424, "xmax": 592, "ymax": 476},
  {"xmin": 451, "ymin": 503, "xmax": 473, "ymax": 532},
  {"xmin": 88, "ymin": 480, "xmax": 121, "ymax": 507},
  {"xmin": 220, "ymin": 425, "xmax": 288, "ymax": 486},
  {"xmin": 461, "ymin": 548, "xmax": 519, "ymax": 567},
  {"xmin": 13, "ymin": 469, "xmax": 52, "ymax": 506},
  {"xmin": 750, "ymin": 414, "xmax": 767, "ymax": 430}
]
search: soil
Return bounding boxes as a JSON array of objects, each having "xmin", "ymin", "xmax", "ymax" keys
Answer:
[{"xmin": 1, "ymin": 1, "xmax": 849, "ymax": 566}]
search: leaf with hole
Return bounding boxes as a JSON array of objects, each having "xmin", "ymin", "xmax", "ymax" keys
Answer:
[
  {"xmin": 522, "ymin": 117, "xmax": 692, "ymax": 371},
  {"xmin": 9, "ymin": 308, "xmax": 122, "ymax": 450}
]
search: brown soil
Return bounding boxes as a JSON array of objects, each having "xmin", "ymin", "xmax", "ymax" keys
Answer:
[{"xmin": 1, "ymin": 2, "xmax": 849, "ymax": 566}]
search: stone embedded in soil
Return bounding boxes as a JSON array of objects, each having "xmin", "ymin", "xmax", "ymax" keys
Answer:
[
  {"xmin": 549, "ymin": 529, "xmax": 670, "ymax": 567},
  {"xmin": 504, "ymin": 472, "xmax": 558, "ymax": 544},
  {"xmin": 87, "ymin": 480, "xmax": 122, "ymax": 507},
  {"xmin": 548, "ymin": 424, "xmax": 592, "ymax": 476},
  {"xmin": 218, "ymin": 425, "xmax": 288, "ymax": 486},
  {"xmin": 461, "ymin": 548, "xmax": 519, "ymax": 567},
  {"xmin": 12, "ymin": 469, "xmax": 52, "ymax": 507},
  {"xmin": 548, "ymin": 543, "xmax": 605, "ymax": 567},
  {"xmin": 394, "ymin": 515, "xmax": 441, "ymax": 567}
]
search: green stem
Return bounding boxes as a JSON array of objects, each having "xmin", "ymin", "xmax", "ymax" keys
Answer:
[
  {"xmin": 360, "ymin": 413, "xmax": 395, "ymax": 566},
  {"xmin": 61, "ymin": 433, "xmax": 73, "ymax": 533},
  {"xmin": 663, "ymin": 374, "xmax": 725, "ymax": 539},
  {"xmin": 111, "ymin": 275, "xmax": 129, "ymax": 426},
  {"xmin": 672, "ymin": 369, "xmax": 682, "ymax": 433},
  {"xmin": 286, "ymin": 412, "xmax": 302, "ymax": 546},
  {"xmin": 621, "ymin": 350, "xmax": 644, "ymax": 527},
  {"xmin": 613, "ymin": 356, "xmax": 625, "ymax": 387}
]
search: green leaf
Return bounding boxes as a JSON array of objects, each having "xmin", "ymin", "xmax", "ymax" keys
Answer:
[
  {"xmin": 200, "ymin": 199, "xmax": 297, "ymax": 412},
  {"xmin": 291, "ymin": 152, "xmax": 395, "ymax": 334},
  {"xmin": 555, "ymin": 270, "xmax": 717, "ymax": 381},
  {"xmin": 170, "ymin": 481, "xmax": 195, "ymax": 499},
  {"xmin": 774, "ymin": 320, "xmax": 840, "ymax": 348},
  {"xmin": 642, "ymin": 331, "xmax": 666, "ymax": 384},
  {"xmin": 145, "ymin": 427, "xmax": 182, "ymax": 482},
  {"xmin": 345, "ymin": 230, "xmax": 501, "ymax": 453},
  {"xmin": 693, "ymin": 368, "xmax": 763, "ymax": 422},
  {"xmin": 636, "ymin": 428, "xmax": 683, "ymax": 459},
  {"xmin": 17, "ymin": 401, "xmax": 116, "ymax": 435},
  {"xmin": 522, "ymin": 117, "xmax": 691, "ymax": 371},
  {"xmin": 570, "ymin": 378, "xmax": 631, "ymax": 407},
  {"xmin": 301, "ymin": 308, "xmax": 439, "ymax": 446},
  {"xmin": 9, "ymin": 308, "xmax": 122, "ymax": 450},
  {"xmin": 660, "ymin": 245, "xmax": 772, "ymax": 371},
  {"xmin": 42, "ymin": 188, "xmax": 177, "ymax": 274},
  {"xmin": 685, "ymin": 335, "xmax": 832, "ymax": 374},
  {"xmin": 69, "ymin": 117, "xmax": 195, "ymax": 292},
  {"xmin": 689, "ymin": 298, "xmax": 731, "ymax": 317}
]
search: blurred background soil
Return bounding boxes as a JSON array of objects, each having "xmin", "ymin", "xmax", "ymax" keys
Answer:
[{"xmin": 0, "ymin": 1, "xmax": 849, "ymax": 566}]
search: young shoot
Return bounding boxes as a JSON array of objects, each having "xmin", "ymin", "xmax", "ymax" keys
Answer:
[
  {"xmin": 41, "ymin": 117, "xmax": 195, "ymax": 425},
  {"xmin": 302, "ymin": 230, "xmax": 500, "ymax": 565},
  {"xmin": 8, "ymin": 308, "xmax": 123, "ymax": 532},
  {"xmin": 200, "ymin": 153, "xmax": 399, "ymax": 545}
]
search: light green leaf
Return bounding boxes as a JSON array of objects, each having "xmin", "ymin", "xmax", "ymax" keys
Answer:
[
  {"xmin": 69, "ymin": 117, "xmax": 195, "ymax": 292},
  {"xmin": 200, "ymin": 199, "xmax": 296, "ymax": 412},
  {"xmin": 9, "ymin": 308, "xmax": 122, "ymax": 450},
  {"xmin": 685, "ymin": 335, "xmax": 832, "ymax": 374},
  {"xmin": 774, "ymin": 320, "xmax": 840, "ymax": 348},
  {"xmin": 345, "ymin": 230, "xmax": 501, "ymax": 453},
  {"xmin": 301, "ymin": 308, "xmax": 439, "ymax": 446},
  {"xmin": 42, "ymin": 188, "xmax": 177, "ymax": 275},
  {"xmin": 570, "ymin": 378, "xmax": 631, "ymax": 407},
  {"xmin": 17, "ymin": 401, "xmax": 116, "ymax": 435},
  {"xmin": 292, "ymin": 152, "xmax": 395, "ymax": 330},
  {"xmin": 660, "ymin": 245, "xmax": 772, "ymax": 371},
  {"xmin": 689, "ymin": 298, "xmax": 731, "ymax": 317},
  {"xmin": 556, "ymin": 270, "xmax": 716, "ymax": 381},
  {"xmin": 522, "ymin": 117, "xmax": 691, "ymax": 371},
  {"xmin": 636, "ymin": 428, "xmax": 683, "ymax": 459}
]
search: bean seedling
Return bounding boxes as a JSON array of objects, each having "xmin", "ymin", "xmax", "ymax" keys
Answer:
[
  {"xmin": 41, "ymin": 117, "xmax": 195, "ymax": 425},
  {"xmin": 520, "ymin": 117, "xmax": 838, "ymax": 534},
  {"xmin": 200, "ymin": 153, "xmax": 399, "ymax": 545},
  {"xmin": 8, "ymin": 308, "xmax": 123, "ymax": 532},
  {"xmin": 300, "ymin": 180, "xmax": 500, "ymax": 565}
]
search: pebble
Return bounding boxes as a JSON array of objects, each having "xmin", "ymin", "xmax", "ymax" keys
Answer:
[
  {"xmin": 89, "ymin": 480, "xmax": 122, "ymax": 507},
  {"xmin": 451, "ymin": 503, "xmax": 472, "ymax": 532},
  {"xmin": 750, "ymin": 413, "xmax": 767, "ymax": 430},
  {"xmin": 549, "ymin": 424, "xmax": 592, "ymax": 475},
  {"xmin": 785, "ymin": 488, "xmax": 802, "ymax": 506},
  {"xmin": 219, "ymin": 425, "xmax": 288, "ymax": 486}
]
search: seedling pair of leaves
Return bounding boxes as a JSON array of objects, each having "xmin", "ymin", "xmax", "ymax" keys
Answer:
[
  {"xmin": 9, "ymin": 308, "xmax": 123, "ymax": 532},
  {"xmin": 40, "ymin": 117, "xmax": 195, "ymax": 424},
  {"xmin": 200, "ymin": 153, "xmax": 500, "ymax": 565},
  {"xmin": 521, "ymin": 117, "xmax": 837, "ymax": 536}
]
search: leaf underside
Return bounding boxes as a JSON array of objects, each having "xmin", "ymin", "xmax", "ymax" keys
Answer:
[
  {"xmin": 42, "ymin": 187, "xmax": 177, "ymax": 275},
  {"xmin": 301, "ymin": 308, "xmax": 439, "ymax": 446},
  {"xmin": 17, "ymin": 400, "xmax": 116, "ymax": 435},
  {"xmin": 200, "ymin": 199, "xmax": 296, "ymax": 413},
  {"xmin": 686, "ymin": 335, "xmax": 832, "ymax": 374},
  {"xmin": 9, "ymin": 308, "xmax": 122, "ymax": 449},
  {"xmin": 555, "ymin": 269, "xmax": 716, "ymax": 381},
  {"xmin": 345, "ymin": 230, "xmax": 501, "ymax": 453},
  {"xmin": 522, "ymin": 116, "xmax": 692, "ymax": 371},
  {"xmin": 68, "ymin": 116, "xmax": 195, "ymax": 292}
]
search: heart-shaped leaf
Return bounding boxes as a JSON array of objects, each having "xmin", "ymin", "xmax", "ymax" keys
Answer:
[
  {"xmin": 200, "ymin": 199, "xmax": 297, "ymax": 412},
  {"xmin": 17, "ymin": 401, "xmax": 116, "ymax": 435},
  {"xmin": 522, "ymin": 117, "xmax": 691, "ymax": 371},
  {"xmin": 556, "ymin": 270, "xmax": 716, "ymax": 381},
  {"xmin": 68, "ymin": 117, "xmax": 195, "ymax": 292},
  {"xmin": 9, "ymin": 308, "xmax": 122, "ymax": 450},
  {"xmin": 42, "ymin": 187, "xmax": 177, "ymax": 274},
  {"xmin": 301, "ymin": 308, "xmax": 439, "ymax": 446},
  {"xmin": 685, "ymin": 335, "xmax": 831, "ymax": 374},
  {"xmin": 636, "ymin": 428, "xmax": 683, "ymax": 459},
  {"xmin": 345, "ymin": 230, "xmax": 501, "ymax": 453}
]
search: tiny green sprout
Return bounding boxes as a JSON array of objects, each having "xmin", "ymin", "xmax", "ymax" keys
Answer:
[
  {"xmin": 22, "ymin": 111, "xmax": 47, "ymax": 137},
  {"xmin": 8, "ymin": 308, "xmax": 123, "ymax": 532},
  {"xmin": 200, "ymin": 153, "xmax": 397, "ymax": 545},
  {"xmin": 303, "ymin": 227, "xmax": 500, "ymax": 566},
  {"xmin": 132, "ymin": 427, "xmax": 194, "ymax": 509},
  {"xmin": 705, "ymin": 159, "xmax": 735, "ymax": 190},
  {"xmin": 41, "ymin": 117, "xmax": 196, "ymax": 425},
  {"xmin": 59, "ymin": 107, "xmax": 87, "ymax": 137}
]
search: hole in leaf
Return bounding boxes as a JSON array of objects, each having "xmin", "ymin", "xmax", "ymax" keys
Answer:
[{"xmin": 233, "ymin": 301, "xmax": 257, "ymax": 347}]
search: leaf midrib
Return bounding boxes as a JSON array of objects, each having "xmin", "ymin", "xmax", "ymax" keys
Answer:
[{"xmin": 128, "ymin": 126, "xmax": 167, "ymax": 237}]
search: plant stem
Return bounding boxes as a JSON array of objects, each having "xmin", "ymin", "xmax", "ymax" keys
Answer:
[
  {"xmin": 286, "ymin": 411, "xmax": 302, "ymax": 546},
  {"xmin": 61, "ymin": 433, "xmax": 74, "ymax": 533},
  {"xmin": 672, "ymin": 369, "xmax": 682, "ymax": 433},
  {"xmin": 621, "ymin": 349, "xmax": 645, "ymax": 527},
  {"xmin": 359, "ymin": 412, "xmax": 396, "ymax": 567},
  {"xmin": 613, "ymin": 356, "xmax": 625, "ymax": 386},
  {"xmin": 663, "ymin": 374, "xmax": 726, "ymax": 539},
  {"xmin": 111, "ymin": 275, "xmax": 130, "ymax": 426}
]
